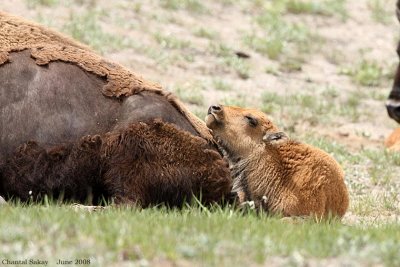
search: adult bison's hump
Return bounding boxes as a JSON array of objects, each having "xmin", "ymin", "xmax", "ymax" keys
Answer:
[{"xmin": 0, "ymin": 50, "xmax": 121, "ymax": 158}]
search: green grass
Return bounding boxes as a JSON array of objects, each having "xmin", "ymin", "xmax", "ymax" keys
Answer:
[
  {"xmin": 223, "ymin": 57, "xmax": 250, "ymax": 79},
  {"xmin": 368, "ymin": 164, "xmax": 393, "ymax": 186},
  {"xmin": 279, "ymin": 57, "xmax": 304, "ymax": 72},
  {"xmin": 242, "ymin": 1, "xmax": 322, "ymax": 71},
  {"xmin": 193, "ymin": 27, "xmax": 218, "ymax": 39},
  {"xmin": 173, "ymin": 83, "xmax": 205, "ymax": 105},
  {"xmin": 209, "ymin": 43, "xmax": 251, "ymax": 79},
  {"xmin": 128, "ymin": 42, "xmax": 195, "ymax": 69},
  {"xmin": 241, "ymin": 0, "xmax": 346, "ymax": 71},
  {"xmin": 25, "ymin": 0, "xmax": 59, "ymax": 7},
  {"xmin": 325, "ymin": 49, "xmax": 346, "ymax": 65},
  {"xmin": 154, "ymin": 32, "xmax": 192, "ymax": 50},
  {"xmin": 343, "ymin": 59, "xmax": 384, "ymax": 87},
  {"xmin": 212, "ymin": 79, "xmax": 232, "ymax": 91},
  {"xmin": 160, "ymin": 0, "xmax": 208, "ymax": 14},
  {"xmin": 215, "ymin": 0, "xmax": 236, "ymax": 6},
  {"xmin": 208, "ymin": 43, "xmax": 231, "ymax": 57},
  {"xmin": 285, "ymin": 0, "xmax": 348, "ymax": 19},
  {"xmin": 265, "ymin": 65, "xmax": 280, "ymax": 76},
  {"xmin": 62, "ymin": 10, "xmax": 129, "ymax": 54},
  {"xmin": 368, "ymin": 0, "xmax": 392, "ymax": 24},
  {"xmin": 302, "ymin": 135, "xmax": 358, "ymax": 163},
  {"xmin": 221, "ymin": 94, "xmax": 248, "ymax": 107},
  {"xmin": 351, "ymin": 194, "xmax": 387, "ymax": 216},
  {"xmin": 243, "ymin": 19, "xmax": 311, "ymax": 61},
  {"xmin": 340, "ymin": 57, "xmax": 394, "ymax": 87},
  {"xmin": 261, "ymin": 88, "xmax": 363, "ymax": 126},
  {"xmin": 1, "ymin": 204, "xmax": 400, "ymax": 266}
]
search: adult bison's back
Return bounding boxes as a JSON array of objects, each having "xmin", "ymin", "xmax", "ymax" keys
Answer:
[
  {"xmin": 0, "ymin": 12, "xmax": 231, "ymax": 205},
  {"xmin": 0, "ymin": 12, "xmax": 211, "ymax": 160}
]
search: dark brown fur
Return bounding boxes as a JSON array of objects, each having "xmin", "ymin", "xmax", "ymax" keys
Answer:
[
  {"xmin": 0, "ymin": 12, "xmax": 213, "ymax": 159},
  {"xmin": 0, "ymin": 51, "xmax": 200, "ymax": 161},
  {"xmin": 0, "ymin": 137, "xmax": 103, "ymax": 202},
  {"xmin": 0, "ymin": 121, "xmax": 231, "ymax": 207},
  {"xmin": 0, "ymin": 13, "xmax": 223, "ymax": 205},
  {"xmin": 386, "ymin": 1, "xmax": 400, "ymax": 123}
]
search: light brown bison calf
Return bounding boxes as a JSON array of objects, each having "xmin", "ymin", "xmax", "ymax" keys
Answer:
[{"xmin": 205, "ymin": 105, "xmax": 349, "ymax": 218}]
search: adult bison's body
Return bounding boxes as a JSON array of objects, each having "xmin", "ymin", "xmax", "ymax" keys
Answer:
[
  {"xmin": 0, "ymin": 12, "xmax": 209, "ymax": 159},
  {"xmin": 386, "ymin": 1, "xmax": 400, "ymax": 123},
  {"xmin": 1, "ymin": 121, "xmax": 230, "ymax": 207},
  {"xmin": 384, "ymin": 1, "xmax": 400, "ymax": 150},
  {"xmin": 0, "ymin": 12, "xmax": 231, "ymax": 205},
  {"xmin": 0, "ymin": 51, "xmax": 201, "ymax": 160}
]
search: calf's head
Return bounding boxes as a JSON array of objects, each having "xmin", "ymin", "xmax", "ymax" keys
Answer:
[
  {"xmin": 386, "ymin": 0, "xmax": 400, "ymax": 123},
  {"xmin": 205, "ymin": 105, "xmax": 283, "ymax": 158}
]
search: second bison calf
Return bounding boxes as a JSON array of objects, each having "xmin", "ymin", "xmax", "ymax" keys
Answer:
[{"xmin": 205, "ymin": 105, "xmax": 349, "ymax": 218}]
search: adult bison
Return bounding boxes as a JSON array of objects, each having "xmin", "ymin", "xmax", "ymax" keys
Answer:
[
  {"xmin": 384, "ymin": 2, "xmax": 400, "ymax": 150},
  {"xmin": 0, "ymin": 12, "xmax": 231, "ymax": 206},
  {"xmin": 386, "ymin": 1, "xmax": 400, "ymax": 123}
]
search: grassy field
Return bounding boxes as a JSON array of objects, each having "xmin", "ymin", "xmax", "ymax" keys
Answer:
[
  {"xmin": 1, "ymin": 0, "xmax": 400, "ymax": 266},
  {"xmin": 1, "ymin": 204, "xmax": 400, "ymax": 267}
]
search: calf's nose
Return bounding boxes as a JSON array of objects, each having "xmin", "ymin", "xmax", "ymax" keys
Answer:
[{"xmin": 208, "ymin": 105, "xmax": 222, "ymax": 114}]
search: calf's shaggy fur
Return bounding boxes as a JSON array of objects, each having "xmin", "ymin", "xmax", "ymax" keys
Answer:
[
  {"xmin": 205, "ymin": 105, "xmax": 349, "ymax": 218},
  {"xmin": 0, "ymin": 121, "xmax": 231, "ymax": 207}
]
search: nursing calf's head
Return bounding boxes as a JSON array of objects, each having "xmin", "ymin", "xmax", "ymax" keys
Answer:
[{"xmin": 205, "ymin": 105, "xmax": 285, "ymax": 158}]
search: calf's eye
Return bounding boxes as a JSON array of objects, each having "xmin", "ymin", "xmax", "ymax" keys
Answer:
[{"xmin": 245, "ymin": 116, "xmax": 258, "ymax": 127}]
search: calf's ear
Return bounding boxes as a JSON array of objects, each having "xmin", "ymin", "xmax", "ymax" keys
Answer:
[{"xmin": 262, "ymin": 131, "xmax": 288, "ymax": 144}]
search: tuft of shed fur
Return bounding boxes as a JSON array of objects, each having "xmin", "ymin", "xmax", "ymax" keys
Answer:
[
  {"xmin": 0, "ymin": 11, "xmax": 212, "ymax": 142},
  {"xmin": 0, "ymin": 121, "xmax": 231, "ymax": 206}
]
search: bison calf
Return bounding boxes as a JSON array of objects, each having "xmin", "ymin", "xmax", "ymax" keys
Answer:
[
  {"xmin": 205, "ymin": 105, "xmax": 349, "ymax": 218},
  {"xmin": 0, "ymin": 121, "xmax": 231, "ymax": 207}
]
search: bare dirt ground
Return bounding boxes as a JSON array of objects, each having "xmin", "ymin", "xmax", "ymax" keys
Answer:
[{"xmin": 1, "ymin": 0, "xmax": 399, "ymax": 224}]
